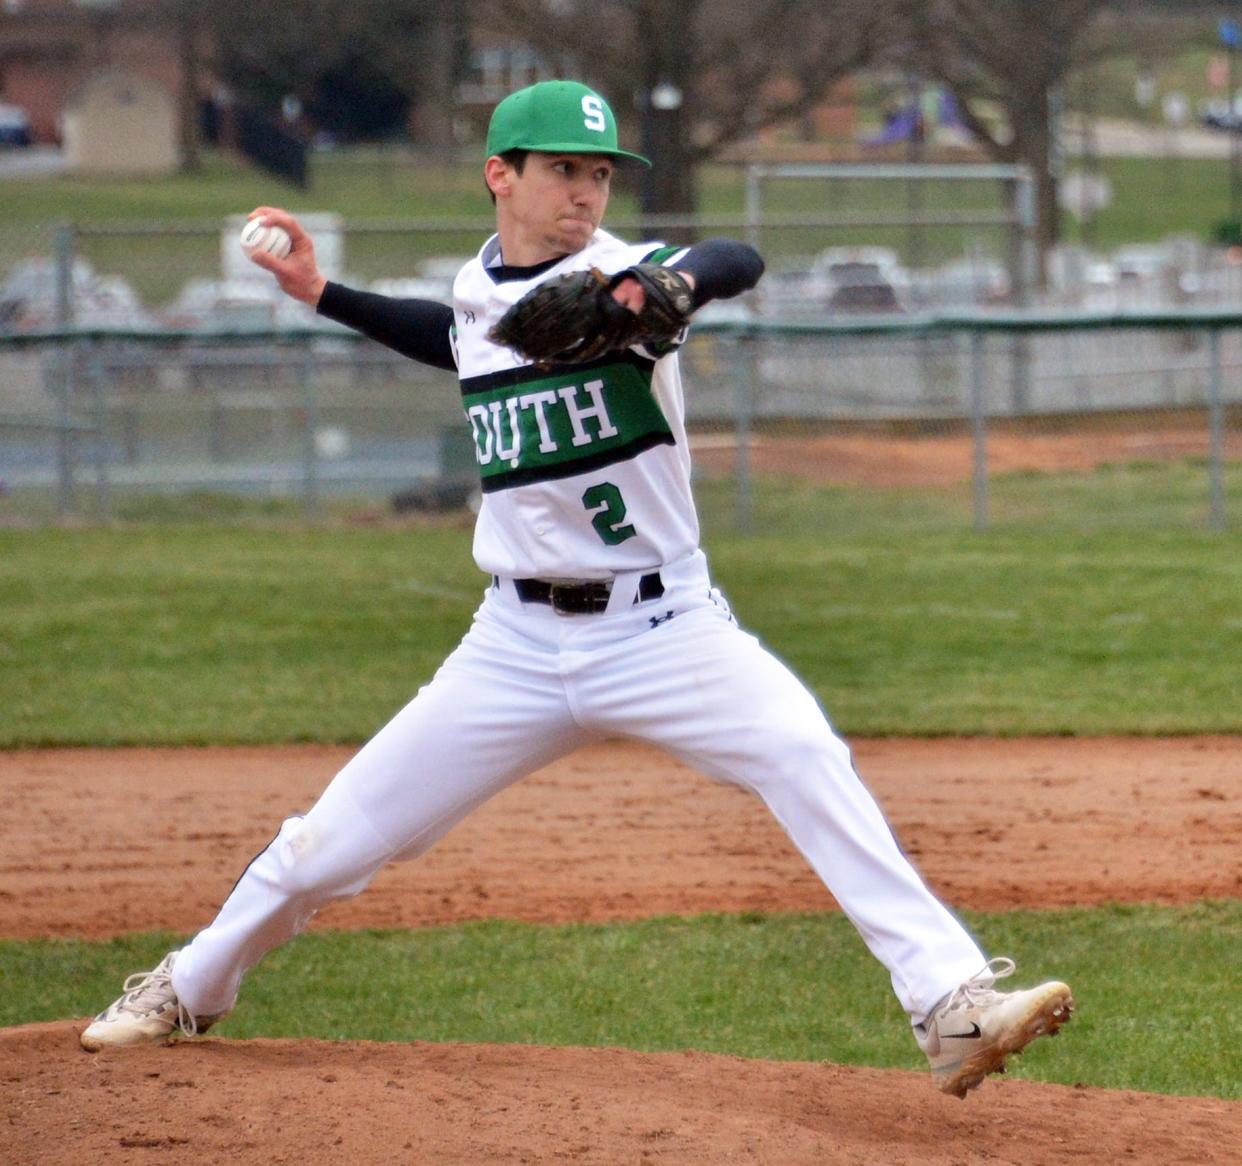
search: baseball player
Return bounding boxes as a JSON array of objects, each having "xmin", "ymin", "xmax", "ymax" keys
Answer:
[{"xmin": 81, "ymin": 80, "xmax": 1072, "ymax": 1097}]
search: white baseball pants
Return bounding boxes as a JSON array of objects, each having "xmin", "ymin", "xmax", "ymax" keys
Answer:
[{"xmin": 173, "ymin": 550, "xmax": 985, "ymax": 1024}]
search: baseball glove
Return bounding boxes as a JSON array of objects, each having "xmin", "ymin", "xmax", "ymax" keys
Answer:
[{"xmin": 487, "ymin": 263, "xmax": 696, "ymax": 367}]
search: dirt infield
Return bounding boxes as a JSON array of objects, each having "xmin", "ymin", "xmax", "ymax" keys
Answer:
[
  {"xmin": 690, "ymin": 417, "xmax": 1242, "ymax": 488},
  {"xmin": 3, "ymin": 737, "xmax": 1240, "ymax": 1163},
  {"xmin": 3, "ymin": 737, "xmax": 1241, "ymax": 939}
]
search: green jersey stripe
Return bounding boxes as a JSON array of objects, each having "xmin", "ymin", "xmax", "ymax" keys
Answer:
[{"xmin": 643, "ymin": 245, "xmax": 683, "ymax": 265}]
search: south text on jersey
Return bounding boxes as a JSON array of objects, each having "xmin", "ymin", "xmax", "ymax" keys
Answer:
[{"xmin": 460, "ymin": 354, "xmax": 675, "ymax": 493}]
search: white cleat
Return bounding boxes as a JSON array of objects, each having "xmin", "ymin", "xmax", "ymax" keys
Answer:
[
  {"xmin": 914, "ymin": 957, "xmax": 1073, "ymax": 1099},
  {"xmin": 80, "ymin": 951, "xmax": 226, "ymax": 1051}
]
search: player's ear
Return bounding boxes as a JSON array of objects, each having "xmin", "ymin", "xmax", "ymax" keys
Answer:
[{"xmin": 484, "ymin": 156, "xmax": 513, "ymax": 200}]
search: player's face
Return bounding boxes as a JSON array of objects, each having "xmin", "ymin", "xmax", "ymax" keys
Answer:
[{"xmin": 497, "ymin": 152, "xmax": 614, "ymax": 263}]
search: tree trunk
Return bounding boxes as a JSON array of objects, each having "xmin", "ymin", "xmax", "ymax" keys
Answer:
[
  {"xmin": 176, "ymin": 1, "xmax": 202, "ymax": 173},
  {"xmin": 1011, "ymin": 96, "xmax": 1059, "ymax": 283},
  {"xmin": 638, "ymin": 93, "xmax": 697, "ymax": 228},
  {"xmin": 409, "ymin": 2, "xmax": 459, "ymax": 160}
]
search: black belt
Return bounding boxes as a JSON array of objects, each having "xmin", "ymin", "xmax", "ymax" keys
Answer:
[{"xmin": 511, "ymin": 572, "xmax": 664, "ymax": 614}]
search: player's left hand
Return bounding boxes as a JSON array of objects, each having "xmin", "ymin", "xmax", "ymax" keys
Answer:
[{"xmin": 488, "ymin": 263, "xmax": 697, "ymax": 367}]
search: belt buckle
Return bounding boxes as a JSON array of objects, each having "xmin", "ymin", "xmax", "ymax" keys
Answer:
[{"xmin": 547, "ymin": 580, "xmax": 611, "ymax": 616}]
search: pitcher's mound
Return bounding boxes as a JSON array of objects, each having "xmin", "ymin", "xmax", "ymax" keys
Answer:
[{"xmin": 3, "ymin": 1021, "xmax": 1239, "ymax": 1165}]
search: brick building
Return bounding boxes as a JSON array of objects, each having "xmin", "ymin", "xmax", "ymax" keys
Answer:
[{"xmin": 0, "ymin": 0, "xmax": 202, "ymax": 148}]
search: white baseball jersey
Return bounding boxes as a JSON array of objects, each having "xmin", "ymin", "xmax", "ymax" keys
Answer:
[{"xmin": 451, "ymin": 229, "xmax": 696, "ymax": 580}]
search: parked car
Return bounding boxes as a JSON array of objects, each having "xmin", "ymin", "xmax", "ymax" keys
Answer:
[
  {"xmin": 0, "ymin": 256, "xmax": 152, "ymax": 330},
  {"xmin": 0, "ymin": 103, "xmax": 32, "ymax": 147},
  {"xmin": 162, "ymin": 275, "xmax": 329, "ymax": 331},
  {"xmin": 1111, "ymin": 243, "xmax": 1172, "ymax": 283},
  {"xmin": 1200, "ymin": 98, "xmax": 1242, "ymax": 131},
  {"xmin": 808, "ymin": 246, "xmax": 910, "ymax": 314},
  {"xmin": 911, "ymin": 255, "xmax": 1011, "ymax": 309},
  {"xmin": 369, "ymin": 257, "xmax": 470, "ymax": 304}
]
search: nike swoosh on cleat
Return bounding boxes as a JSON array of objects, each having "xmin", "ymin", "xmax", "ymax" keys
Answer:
[{"xmin": 943, "ymin": 1022, "xmax": 982, "ymax": 1039}]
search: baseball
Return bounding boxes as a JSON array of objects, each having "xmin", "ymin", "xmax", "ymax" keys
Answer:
[{"xmin": 239, "ymin": 219, "xmax": 292, "ymax": 261}]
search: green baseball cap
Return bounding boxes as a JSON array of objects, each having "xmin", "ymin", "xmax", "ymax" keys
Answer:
[{"xmin": 486, "ymin": 80, "xmax": 650, "ymax": 168}]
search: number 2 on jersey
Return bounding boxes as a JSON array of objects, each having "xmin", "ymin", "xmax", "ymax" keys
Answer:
[{"xmin": 582, "ymin": 482, "xmax": 636, "ymax": 545}]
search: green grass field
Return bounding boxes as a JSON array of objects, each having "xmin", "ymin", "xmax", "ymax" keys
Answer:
[
  {"xmin": 1, "ymin": 516, "xmax": 1239, "ymax": 746},
  {"xmin": 6, "ymin": 902, "xmax": 1241, "ymax": 1099},
  {"xmin": 694, "ymin": 457, "xmax": 1242, "ymax": 538}
]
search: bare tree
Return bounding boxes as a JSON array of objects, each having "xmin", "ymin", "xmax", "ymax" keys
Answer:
[
  {"xmin": 478, "ymin": 0, "xmax": 892, "ymax": 217},
  {"xmin": 908, "ymin": 0, "xmax": 1114, "ymax": 256}
]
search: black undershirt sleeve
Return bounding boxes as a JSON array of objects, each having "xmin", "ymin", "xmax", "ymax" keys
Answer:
[
  {"xmin": 314, "ymin": 239, "xmax": 761, "ymax": 365},
  {"xmin": 316, "ymin": 282, "xmax": 457, "ymax": 371},
  {"xmin": 672, "ymin": 238, "xmax": 765, "ymax": 307}
]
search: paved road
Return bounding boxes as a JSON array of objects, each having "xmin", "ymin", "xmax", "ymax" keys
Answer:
[
  {"xmin": 0, "ymin": 146, "xmax": 66, "ymax": 179},
  {"xmin": 1048, "ymin": 114, "xmax": 1233, "ymax": 160}
]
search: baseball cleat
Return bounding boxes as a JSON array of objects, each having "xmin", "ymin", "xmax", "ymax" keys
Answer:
[
  {"xmin": 914, "ymin": 957, "xmax": 1073, "ymax": 1099},
  {"xmin": 80, "ymin": 951, "xmax": 225, "ymax": 1051}
]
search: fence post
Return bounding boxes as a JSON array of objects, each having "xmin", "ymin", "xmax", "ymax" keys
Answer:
[
  {"xmin": 51, "ymin": 224, "xmax": 79, "ymax": 519},
  {"xmin": 52, "ymin": 341, "xmax": 77, "ymax": 519},
  {"xmin": 1011, "ymin": 169, "xmax": 1039, "ymax": 305},
  {"xmin": 1207, "ymin": 327, "xmax": 1226, "ymax": 530},
  {"xmin": 86, "ymin": 341, "xmax": 111, "ymax": 522},
  {"xmin": 970, "ymin": 329, "xmax": 990, "ymax": 532},
  {"xmin": 1006, "ymin": 176, "xmax": 1034, "ymax": 416},
  {"xmin": 744, "ymin": 165, "xmax": 762, "ymax": 255},
  {"xmin": 53, "ymin": 223, "xmax": 76, "ymax": 327},
  {"xmin": 733, "ymin": 332, "xmax": 755, "ymax": 536},
  {"xmin": 300, "ymin": 340, "xmax": 320, "ymax": 522}
]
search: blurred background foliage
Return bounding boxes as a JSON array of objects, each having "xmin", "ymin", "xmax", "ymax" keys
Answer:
[{"xmin": 11, "ymin": 1, "xmax": 1234, "ymax": 251}]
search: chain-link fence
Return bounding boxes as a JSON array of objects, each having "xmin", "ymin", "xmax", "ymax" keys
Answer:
[
  {"xmin": 0, "ymin": 329, "xmax": 467, "ymax": 524},
  {"xmin": 684, "ymin": 314, "xmax": 1239, "ymax": 536},
  {"xmin": 2, "ymin": 312, "xmax": 1238, "ymax": 534}
]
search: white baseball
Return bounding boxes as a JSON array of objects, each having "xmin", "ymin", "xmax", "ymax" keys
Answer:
[{"xmin": 239, "ymin": 219, "xmax": 292, "ymax": 260}]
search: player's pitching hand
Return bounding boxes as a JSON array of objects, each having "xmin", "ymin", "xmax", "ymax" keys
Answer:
[{"xmin": 243, "ymin": 207, "xmax": 328, "ymax": 307}]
